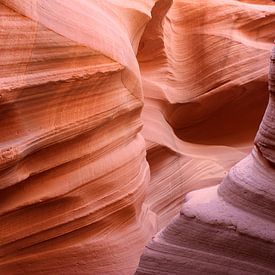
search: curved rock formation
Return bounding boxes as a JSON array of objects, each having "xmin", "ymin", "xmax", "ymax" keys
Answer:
[
  {"xmin": 1, "ymin": 0, "xmax": 275, "ymax": 274},
  {"xmin": 138, "ymin": 0, "xmax": 275, "ymax": 233},
  {"xmin": 0, "ymin": 2, "xmax": 155, "ymax": 274},
  {"xmin": 136, "ymin": 46, "xmax": 275, "ymax": 274}
]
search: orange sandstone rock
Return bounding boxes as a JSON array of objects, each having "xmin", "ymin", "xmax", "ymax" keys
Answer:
[
  {"xmin": 0, "ymin": 2, "xmax": 154, "ymax": 274},
  {"xmin": 136, "ymin": 45, "xmax": 275, "ymax": 275},
  {"xmin": 0, "ymin": 0, "xmax": 275, "ymax": 274}
]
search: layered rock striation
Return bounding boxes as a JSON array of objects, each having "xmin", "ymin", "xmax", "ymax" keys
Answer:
[
  {"xmin": 0, "ymin": 2, "xmax": 154, "ymax": 274},
  {"xmin": 0, "ymin": 0, "xmax": 275, "ymax": 274},
  {"xmin": 138, "ymin": 0, "xmax": 275, "ymax": 230},
  {"xmin": 136, "ymin": 46, "xmax": 275, "ymax": 274}
]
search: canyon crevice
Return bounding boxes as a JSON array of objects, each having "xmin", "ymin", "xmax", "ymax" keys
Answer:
[{"xmin": 0, "ymin": 0, "xmax": 274, "ymax": 274}]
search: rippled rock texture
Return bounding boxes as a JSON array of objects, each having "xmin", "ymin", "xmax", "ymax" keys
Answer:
[
  {"xmin": 0, "ymin": 2, "xmax": 154, "ymax": 273},
  {"xmin": 136, "ymin": 32, "xmax": 275, "ymax": 275},
  {"xmin": 0, "ymin": 0, "xmax": 275, "ymax": 274}
]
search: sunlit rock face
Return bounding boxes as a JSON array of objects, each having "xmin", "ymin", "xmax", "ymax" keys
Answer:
[
  {"xmin": 0, "ymin": 2, "xmax": 155, "ymax": 274},
  {"xmin": 0, "ymin": 0, "xmax": 275, "ymax": 274}
]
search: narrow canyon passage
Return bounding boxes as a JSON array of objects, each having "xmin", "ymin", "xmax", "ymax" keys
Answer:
[{"xmin": 0, "ymin": 0, "xmax": 274, "ymax": 274}]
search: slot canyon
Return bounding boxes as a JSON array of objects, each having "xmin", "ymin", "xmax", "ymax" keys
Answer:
[{"xmin": 0, "ymin": 0, "xmax": 275, "ymax": 274}]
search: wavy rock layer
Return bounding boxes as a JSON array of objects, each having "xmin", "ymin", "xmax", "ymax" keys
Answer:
[
  {"xmin": 0, "ymin": 2, "xmax": 155, "ymax": 274},
  {"xmin": 1, "ymin": 0, "xmax": 275, "ymax": 274},
  {"xmin": 137, "ymin": 0, "xmax": 275, "ymax": 229},
  {"xmin": 136, "ymin": 43, "xmax": 275, "ymax": 275}
]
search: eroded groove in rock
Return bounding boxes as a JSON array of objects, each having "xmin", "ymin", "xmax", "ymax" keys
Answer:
[
  {"xmin": 136, "ymin": 45, "xmax": 275, "ymax": 275},
  {"xmin": 137, "ymin": 0, "xmax": 275, "ymax": 228},
  {"xmin": 1, "ymin": 0, "xmax": 275, "ymax": 274}
]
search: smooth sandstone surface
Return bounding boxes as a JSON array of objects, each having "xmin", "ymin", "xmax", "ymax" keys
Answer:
[{"xmin": 0, "ymin": 0, "xmax": 275, "ymax": 274}]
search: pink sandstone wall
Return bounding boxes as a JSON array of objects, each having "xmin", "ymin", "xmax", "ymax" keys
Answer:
[{"xmin": 0, "ymin": 0, "xmax": 274, "ymax": 274}]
